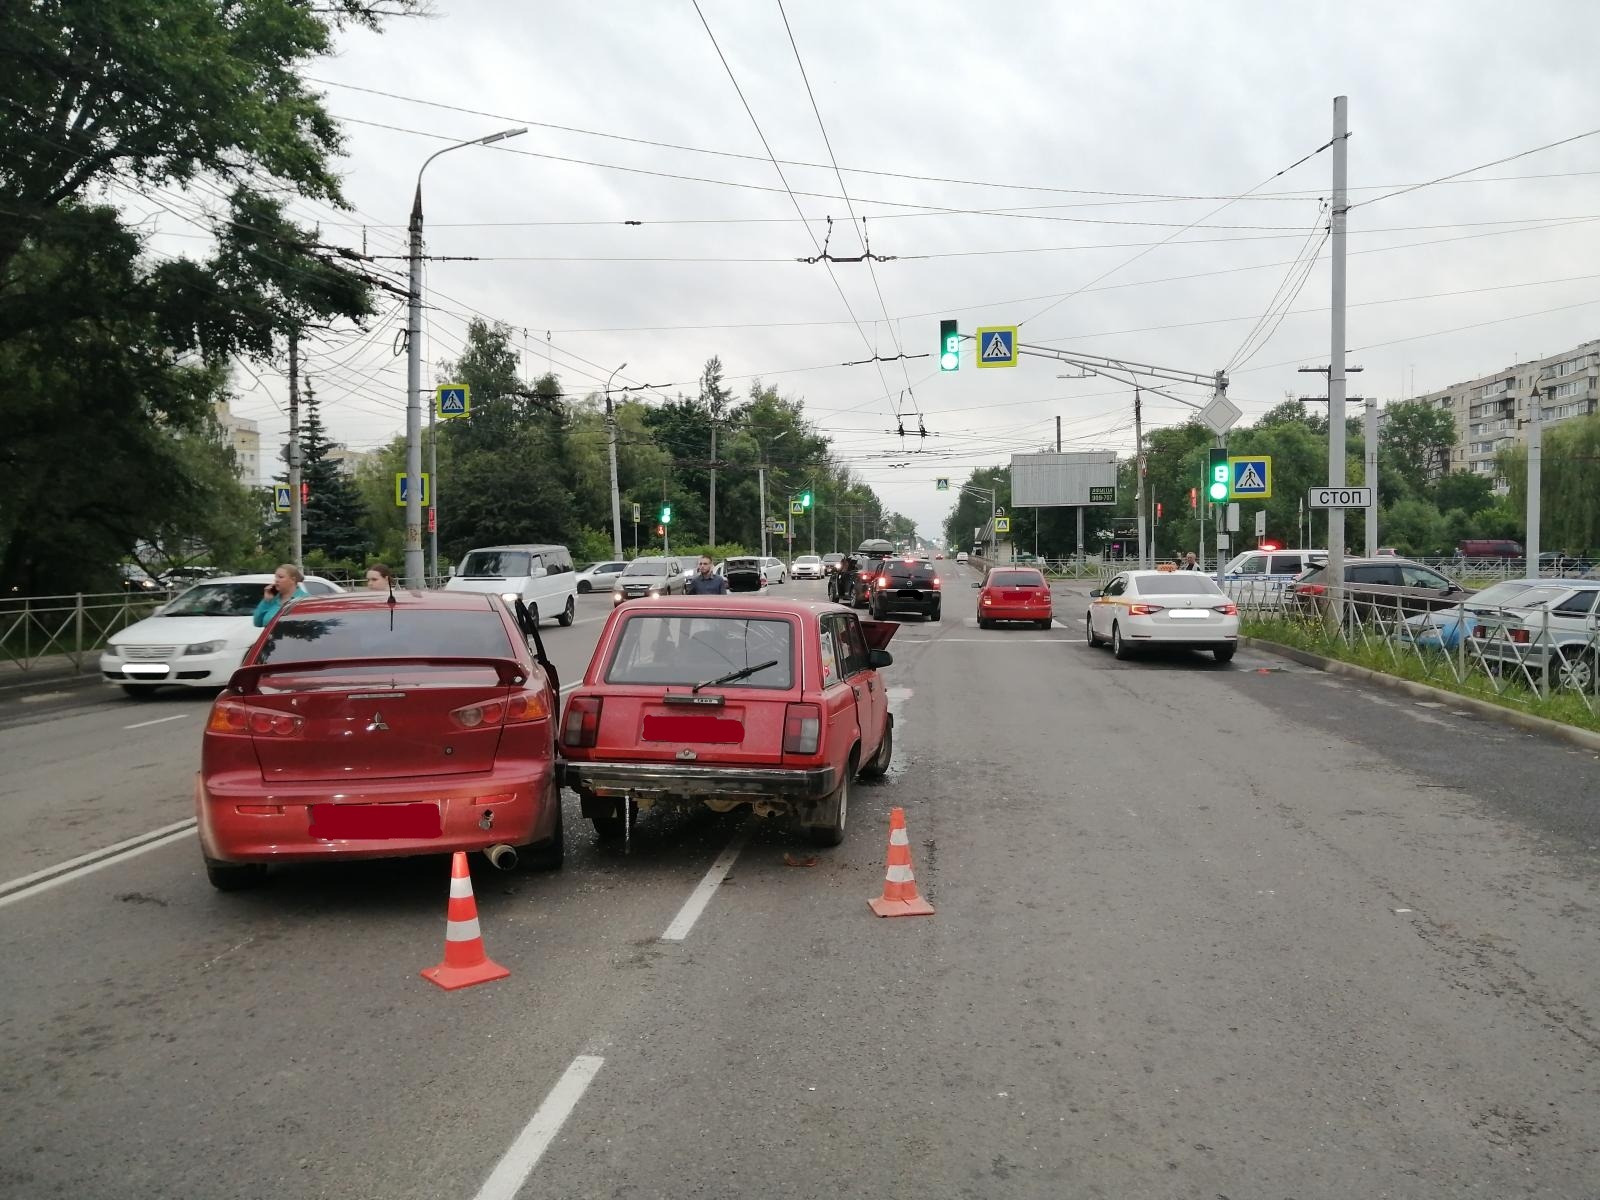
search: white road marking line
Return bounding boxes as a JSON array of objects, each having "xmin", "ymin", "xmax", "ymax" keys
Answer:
[
  {"xmin": 124, "ymin": 712, "xmax": 190, "ymax": 730},
  {"xmin": 931, "ymin": 638, "xmax": 1064, "ymax": 643},
  {"xmin": 0, "ymin": 822, "xmax": 197, "ymax": 910},
  {"xmin": 19, "ymin": 691, "xmax": 73, "ymax": 704},
  {"xmin": 660, "ymin": 828, "xmax": 750, "ymax": 942},
  {"xmin": 473, "ymin": 1054, "xmax": 605, "ymax": 1200}
]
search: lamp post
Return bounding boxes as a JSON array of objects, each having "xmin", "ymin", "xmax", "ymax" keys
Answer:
[
  {"xmin": 755, "ymin": 430, "xmax": 790, "ymax": 559},
  {"xmin": 404, "ymin": 125, "xmax": 527, "ymax": 588},
  {"xmin": 605, "ymin": 362, "xmax": 628, "ymax": 559}
]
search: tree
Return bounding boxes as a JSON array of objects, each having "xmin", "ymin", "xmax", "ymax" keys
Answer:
[
  {"xmin": 1498, "ymin": 414, "xmax": 1600, "ymax": 553},
  {"xmin": 1383, "ymin": 498, "xmax": 1452, "ymax": 557},
  {"xmin": 1431, "ymin": 470, "xmax": 1495, "ymax": 518},
  {"xmin": 1380, "ymin": 400, "xmax": 1456, "ymax": 487},
  {"xmin": 295, "ymin": 391, "xmax": 371, "ymax": 563}
]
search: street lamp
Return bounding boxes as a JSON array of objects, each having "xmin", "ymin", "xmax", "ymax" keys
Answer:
[
  {"xmin": 605, "ymin": 362, "xmax": 628, "ymax": 559},
  {"xmin": 404, "ymin": 126, "xmax": 527, "ymax": 588}
]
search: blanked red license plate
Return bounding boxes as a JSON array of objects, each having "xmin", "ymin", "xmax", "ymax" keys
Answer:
[{"xmin": 309, "ymin": 802, "xmax": 442, "ymax": 839}]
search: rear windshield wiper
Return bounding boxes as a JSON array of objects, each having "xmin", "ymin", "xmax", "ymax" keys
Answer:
[{"xmin": 693, "ymin": 659, "xmax": 779, "ymax": 693}]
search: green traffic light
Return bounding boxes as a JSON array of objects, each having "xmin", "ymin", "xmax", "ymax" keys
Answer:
[
  {"xmin": 1205, "ymin": 448, "xmax": 1230, "ymax": 502},
  {"xmin": 939, "ymin": 319, "xmax": 959, "ymax": 372},
  {"xmin": 801, "ymin": 492, "xmax": 813, "ymax": 508}
]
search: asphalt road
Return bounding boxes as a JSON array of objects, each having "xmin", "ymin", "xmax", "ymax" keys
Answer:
[{"xmin": 1, "ymin": 567, "xmax": 1597, "ymax": 1198}]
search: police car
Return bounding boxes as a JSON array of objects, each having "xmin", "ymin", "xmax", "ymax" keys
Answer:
[{"xmin": 1221, "ymin": 546, "xmax": 1326, "ymax": 610}]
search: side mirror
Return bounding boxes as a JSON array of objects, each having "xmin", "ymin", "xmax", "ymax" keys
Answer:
[
  {"xmin": 1089, "ymin": 589, "xmax": 1103, "ymax": 598},
  {"xmin": 868, "ymin": 648, "xmax": 893, "ymax": 669},
  {"xmin": 971, "ymin": 582, "xmax": 981, "ymax": 589}
]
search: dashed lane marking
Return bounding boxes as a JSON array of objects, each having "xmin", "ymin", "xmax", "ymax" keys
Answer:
[{"xmin": 472, "ymin": 1055, "xmax": 606, "ymax": 1200}]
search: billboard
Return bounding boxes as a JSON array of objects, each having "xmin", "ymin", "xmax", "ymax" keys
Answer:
[{"xmin": 1010, "ymin": 451, "xmax": 1119, "ymax": 507}]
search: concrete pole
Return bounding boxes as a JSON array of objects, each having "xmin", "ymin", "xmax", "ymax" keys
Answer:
[
  {"xmin": 428, "ymin": 389, "xmax": 438, "ymax": 584},
  {"xmin": 758, "ymin": 464, "xmax": 767, "ymax": 559},
  {"xmin": 1327, "ymin": 94, "xmax": 1350, "ymax": 625},
  {"xmin": 287, "ymin": 330, "xmax": 302, "ymax": 570},
  {"xmin": 605, "ymin": 364, "xmax": 627, "ymax": 559},
  {"xmin": 403, "ymin": 186, "xmax": 425, "ymax": 589},
  {"xmin": 1526, "ymin": 390, "xmax": 1542, "ymax": 576},
  {"xmin": 708, "ymin": 421, "xmax": 717, "ymax": 550},
  {"xmin": 1134, "ymin": 387, "xmax": 1147, "ymax": 569},
  {"xmin": 1364, "ymin": 396, "xmax": 1379, "ymax": 555}
]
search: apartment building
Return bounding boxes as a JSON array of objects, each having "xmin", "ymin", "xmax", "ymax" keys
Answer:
[
  {"xmin": 212, "ymin": 399, "xmax": 262, "ymax": 487},
  {"xmin": 325, "ymin": 446, "xmax": 375, "ymax": 478},
  {"xmin": 1411, "ymin": 338, "xmax": 1600, "ymax": 480}
]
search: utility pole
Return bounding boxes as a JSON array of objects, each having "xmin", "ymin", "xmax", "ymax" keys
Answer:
[
  {"xmin": 427, "ymin": 380, "xmax": 439, "ymax": 583},
  {"xmin": 605, "ymin": 363, "xmax": 627, "ymax": 559},
  {"xmin": 1364, "ymin": 396, "xmax": 1379, "ymax": 555},
  {"xmin": 1056, "ymin": 415, "xmax": 1062, "ymax": 452},
  {"xmin": 1526, "ymin": 388, "xmax": 1542, "ymax": 575},
  {"xmin": 809, "ymin": 489, "xmax": 815, "ymax": 556},
  {"xmin": 758, "ymin": 464, "xmax": 768, "ymax": 559},
  {"xmin": 708, "ymin": 419, "xmax": 718, "ymax": 549},
  {"xmin": 287, "ymin": 329, "xmax": 303, "ymax": 570},
  {"xmin": 1327, "ymin": 94, "xmax": 1350, "ymax": 625},
  {"xmin": 1134, "ymin": 387, "xmax": 1147, "ymax": 569}
]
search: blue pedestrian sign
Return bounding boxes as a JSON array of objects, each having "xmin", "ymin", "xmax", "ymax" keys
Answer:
[
  {"xmin": 975, "ymin": 326, "xmax": 1018, "ymax": 369},
  {"xmin": 273, "ymin": 485, "xmax": 291, "ymax": 513},
  {"xmin": 435, "ymin": 383, "xmax": 470, "ymax": 420},
  {"xmin": 1228, "ymin": 456, "xmax": 1272, "ymax": 499},
  {"xmin": 394, "ymin": 473, "xmax": 431, "ymax": 507}
]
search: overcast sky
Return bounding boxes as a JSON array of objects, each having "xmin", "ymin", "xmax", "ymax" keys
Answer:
[{"xmin": 176, "ymin": 0, "xmax": 1600, "ymax": 536}]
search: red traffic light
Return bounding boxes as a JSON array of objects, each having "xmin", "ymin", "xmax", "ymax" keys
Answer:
[
  {"xmin": 1189, "ymin": 487, "xmax": 1198, "ymax": 509},
  {"xmin": 655, "ymin": 524, "xmax": 665, "ymax": 536},
  {"xmin": 300, "ymin": 482, "xmax": 309, "ymax": 504}
]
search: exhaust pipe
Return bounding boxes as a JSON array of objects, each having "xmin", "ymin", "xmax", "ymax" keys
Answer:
[{"xmin": 484, "ymin": 843, "xmax": 519, "ymax": 870}]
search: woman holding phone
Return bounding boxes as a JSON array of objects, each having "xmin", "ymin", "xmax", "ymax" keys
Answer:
[{"xmin": 253, "ymin": 563, "xmax": 308, "ymax": 627}]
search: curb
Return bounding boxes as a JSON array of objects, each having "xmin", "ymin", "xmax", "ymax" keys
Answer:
[{"xmin": 1241, "ymin": 636, "xmax": 1600, "ymax": 755}]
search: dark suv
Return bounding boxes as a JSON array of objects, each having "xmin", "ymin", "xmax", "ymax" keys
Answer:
[{"xmin": 870, "ymin": 559, "xmax": 943, "ymax": 621}]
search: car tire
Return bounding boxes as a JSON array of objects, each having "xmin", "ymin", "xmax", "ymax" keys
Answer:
[
  {"xmin": 978, "ymin": 617, "xmax": 991, "ymax": 630},
  {"xmin": 1112, "ymin": 623, "xmax": 1134, "ymax": 660},
  {"xmin": 807, "ymin": 772, "xmax": 849, "ymax": 847},
  {"xmin": 122, "ymin": 685, "xmax": 159, "ymax": 699},
  {"xmin": 1554, "ymin": 648, "xmax": 1597, "ymax": 693},
  {"xmin": 204, "ymin": 858, "xmax": 267, "ymax": 892},
  {"xmin": 859, "ymin": 716, "xmax": 893, "ymax": 779},
  {"xmin": 557, "ymin": 596, "xmax": 575, "ymax": 627},
  {"xmin": 528, "ymin": 602, "xmax": 541, "ymax": 628},
  {"xmin": 590, "ymin": 798, "xmax": 636, "ymax": 844},
  {"xmin": 522, "ymin": 796, "xmax": 565, "ymax": 870},
  {"xmin": 930, "ymin": 604, "xmax": 942, "ymax": 622},
  {"xmin": 1086, "ymin": 616, "xmax": 1103, "ymax": 647},
  {"xmin": 1213, "ymin": 644, "xmax": 1237, "ymax": 664},
  {"xmin": 577, "ymin": 580, "xmax": 592, "ymax": 594}
]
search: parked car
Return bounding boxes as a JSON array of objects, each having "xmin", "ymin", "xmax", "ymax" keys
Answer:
[
  {"xmin": 101, "ymin": 573, "xmax": 343, "ymax": 697},
  {"xmin": 1286, "ymin": 557, "xmax": 1469, "ymax": 621},
  {"xmin": 759, "ymin": 556, "xmax": 788, "ymax": 584},
  {"xmin": 159, "ymin": 565, "xmax": 225, "ymax": 588},
  {"xmin": 1087, "ymin": 570, "xmax": 1239, "ymax": 662},
  {"xmin": 117, "ymin": 563, "xmax": 162, "ymax": 593},
  {"xmin": 612, "ymin": 556, "xmax": 689, "ymax": 605},
  {"xmin": 720, "ymin": 557, "xmax": 770, "ymax": 593},
  {"xmin": 444, "ymin": 543, "xmax": 578, "ymax": 627},
  {"xmin": 821, "ymin": 552, "xmax": 846, "ymax": 576},
  {"xmin": 1457, "ymin": 539, "xmax": 1523, "ymax": 559},
  {"xmin": 194, "ymin": 588, "xmax": 564, "ymax": 890},
  {"xmin": 576, "ymin": 560, "xmax": 628, "ymax": 593},
  {"xmin": 975, "ymin": 567, "xmax": 1052, "ymax": 630},
  {"xmin": 870, "ymin": 558, "xmax": 943, "ymax": 621},
  {"xmin": 791, "ymin": 554, "xmax": 824, "ymax": 580},
  {"xmin": 560, "ymin": 598, "xmax": 898, "ymax": 846},
  {"xmin": 1467, "ymin": 581, "xmax": 1600, "ymax": 692},
  {"xmin": 1399, "ymin": 578, "xmax": 1560, "ymax": 650},
  {"xmin": 1538, "ymin": 551, "xmax": 1590, "ymax": 577},
  {"xmin": 956, "ymin": 552, "xmax": 970, "ymax": 564}
]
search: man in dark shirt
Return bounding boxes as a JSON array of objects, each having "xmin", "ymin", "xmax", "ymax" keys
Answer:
[{"xmin": 683, "ymin": 555, "xmax": 729, "ymax": 595}]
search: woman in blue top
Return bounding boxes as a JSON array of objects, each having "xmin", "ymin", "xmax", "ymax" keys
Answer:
[{"xmin": 253, "ymin": 563, "xmax": 308, "ymax": 627}]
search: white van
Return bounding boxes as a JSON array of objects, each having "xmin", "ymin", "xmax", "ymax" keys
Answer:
[{"xmin": 444, "ymin": 543, "xmax": 578, "ymax": 626}]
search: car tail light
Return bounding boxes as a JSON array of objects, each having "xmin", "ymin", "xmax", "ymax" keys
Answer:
[
  {"xmin": 981, "ymin": 594, "xmax": 993, "ymax": 605},
  {"xmin": 1297, "ymin": 584, "xmax": 1327, "ymax": 596},
  {"xmin": 931, "ymin": 577, "xmax": 941, "ymax": 588},
  {"xmin": 1213, "ymin": 603, "xmax": 1238, "ymax": 616},
  {"xmin": 208, "ymin": 699, "xmax": 302, "ymax": 737},
  {"xmin": 877, "ymin": 575, "xmax": 890, "ymax": 588},
  {"xmin": 783, "ymin": 703, "xmax": 822, "ymax": 755},
  {"xmin": 562, "ymin": 695, "xmax": 602, "ymax": 748},
  {"xmin": 451, "ymin": 689, "xmax": 550, "ymax": 729},
  {"xmin": 1472, "ymin": 625, "xmax": 1487, "ymax": 639},
  {"xmin": 1128, "ymin": 604, "xmax": 1164, "ymax": 616},
  {"xmin": 1510, "ymin": 628, "xmax": 1530, "ymax": 645}
]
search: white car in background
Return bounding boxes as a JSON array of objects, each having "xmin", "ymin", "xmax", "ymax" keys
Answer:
[
  {"xmin": 100, "ymin": 573, "xmax": 343, "ymax": 697},
  {"xmin": 576, "ymin": 559, "xmax": 628, "ymax": 593},
  {"xmin": 760, "ymin": 556, "xmax": 788, "ymax": 584},
  {"xmin": 791, "ymin": 554, "xmax": 824, "ymax": 580},
  {"xmin": 1086, "ymin": 569, "xmax": 1239, "ymax": 663}
]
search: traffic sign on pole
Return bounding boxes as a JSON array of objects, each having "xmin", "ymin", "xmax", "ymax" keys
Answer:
[
  {"xmin": 993, "ymin": 516, "xmax": 1011, "ymax": 533},
  {"xmin": 435, "ymin": 383, "xmax": 470, "ymax": 420},
  {"xmin": 790, "ymin": 499, "xmax": 805, "ymax": 515},
  {"xmin": 975, "ymin": 326, "xmax": 1018, "ymax": 368},
  {"xmin": 394, "ymin": 473, "xmax": 431, "ymax": 507},
  {"xmin": 772, "ymin": 520, "xmax": 787, "ymax": 536},
  {"xmin": 631, "ymin": 502, "xmax": 641, "ymax": 524},
  {"xmin": 1308, "ymin": 486, "xmax": 1373, "ymax": 508},
  {"xmin": 273, "ymin": 485, "xmax": 292, "ymax": 512},
  {"xmin": 935, "ymin": 477, "xmax": 950, "ymax": 491},
  {"xmin": 1228, "ymin": 456, "xmax": 1272, "ymax": 499}
]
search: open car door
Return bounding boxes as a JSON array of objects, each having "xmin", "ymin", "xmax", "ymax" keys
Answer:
[{"xmin": 859, "ymin": 619, "xmax": 898, "ymax": 653}]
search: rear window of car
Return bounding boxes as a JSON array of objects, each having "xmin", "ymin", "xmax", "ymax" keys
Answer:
[
  {"xmin": 1135, "ymin": 575, "xmax": 1223, "ymax": 596},
  {"xmin": 884, "ymin": 563, "xmax": 935, "ymax": 583},
  {"xmin": 605, "ymin": 615, "xmax": 794, "ymax": 690},
  {"xmin": 988, "ymin": 570, "xmax": 1044, "ymax": 587},
  {"xmin": 458, "ymin": 550, "xmax": 533, "ymax": 578},
  {"xmin": 254, "ymin": 608, "xmax": 515, "ymax": 664}
]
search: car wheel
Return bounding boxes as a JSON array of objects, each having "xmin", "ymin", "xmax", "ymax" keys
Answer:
[
  {"xmin": 978, "ymin": 617, "xmax": 991, "ymax": 630},
  {"xmin": 1037, "ymin": 619, "xmax": 1052, "ymax": 631},
  {"xmin": 122, "ymin": 685, "xmax": 159, "ymax": 699},
  {"xmin": 204, "ymin": 858, "xmax": 267, "ymax": 892},
  {"xmin": 522, "ymin": 796, "xmax": 565, "ymax": 870},
  {"xmin": 577, "ymin": 580, "xmax": 592, "ymax": 594},
  {"xmin": 859, "ymin": 716, "xmax": 893, "ymax": 779},
  {"xmin": 1213, "ymin": 644, "xmax": 1237, "ymax": 664},
  {"xmin": 930, "ymin": 604, "xmax": 942, "ymax": 622},
  {"xmin": 807, "ymin": 772, "xmax": 848, "ymax": 847},
  {"xmin": 528, "ymin": 602, "xmax": 541, "ymax": 628},
  {"xmin": 1086, "ymin": 615, "xmax": 1102, "ymax": 647},
  {"xmin": 557, "ymin": 596, "xmax": 575, "ymax": 627},
  {"xmin": 1112, "ymin": 623, "xmax": 1134, "ymax": 661},
  {"xmin": 1554, "ymin": 648, "xmax": 1597, "ymax": 693}
]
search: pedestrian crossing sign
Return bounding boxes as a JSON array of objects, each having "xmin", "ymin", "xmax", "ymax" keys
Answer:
[
  {"xmin": 975, "ymin": 326, "xmax": 1018, "ymax": 368},
  {"xmin": 435, "ymin": 383, "xmax": 470, "ymax": 419},
  {"xmin": 1228, "ymin": 456, "xmax": 1272, "ymax": 499},
  {"xmin": 272, "ymin": 485, "xmax": 291, "ymax": 512},
  {"xmin": 394, "ymin": 472, "xmax": 431, "ymax": 507}
]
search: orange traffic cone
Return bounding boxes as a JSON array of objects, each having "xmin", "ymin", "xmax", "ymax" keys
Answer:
[
  {"xmin": 421, "ymin": 851, "xmax": 511, "ymax": 990},
  {"xmin": 868, "ymin": 807, "xmax": 935, "ymax": 918}
]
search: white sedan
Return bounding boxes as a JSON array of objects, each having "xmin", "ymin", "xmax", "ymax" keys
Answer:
[
  {"xmin": 790, "ymin": 554, "xmax": 824, "ymax": 580},
  {"xmin": 101, "ymin": 573, "xmax": 343, "ymax": 697},
  {"xmin": 760, "ymin": 556, "xmax": 788, "ymax": 584},
  {"xmin": 1086, "ymin": 570, "xmax": 1239, "ymax": 662}
]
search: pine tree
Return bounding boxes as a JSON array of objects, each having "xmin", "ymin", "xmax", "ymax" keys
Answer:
[{"xmin": 299, "ymin": 389, "xmax": 372, "ymax": 563}]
